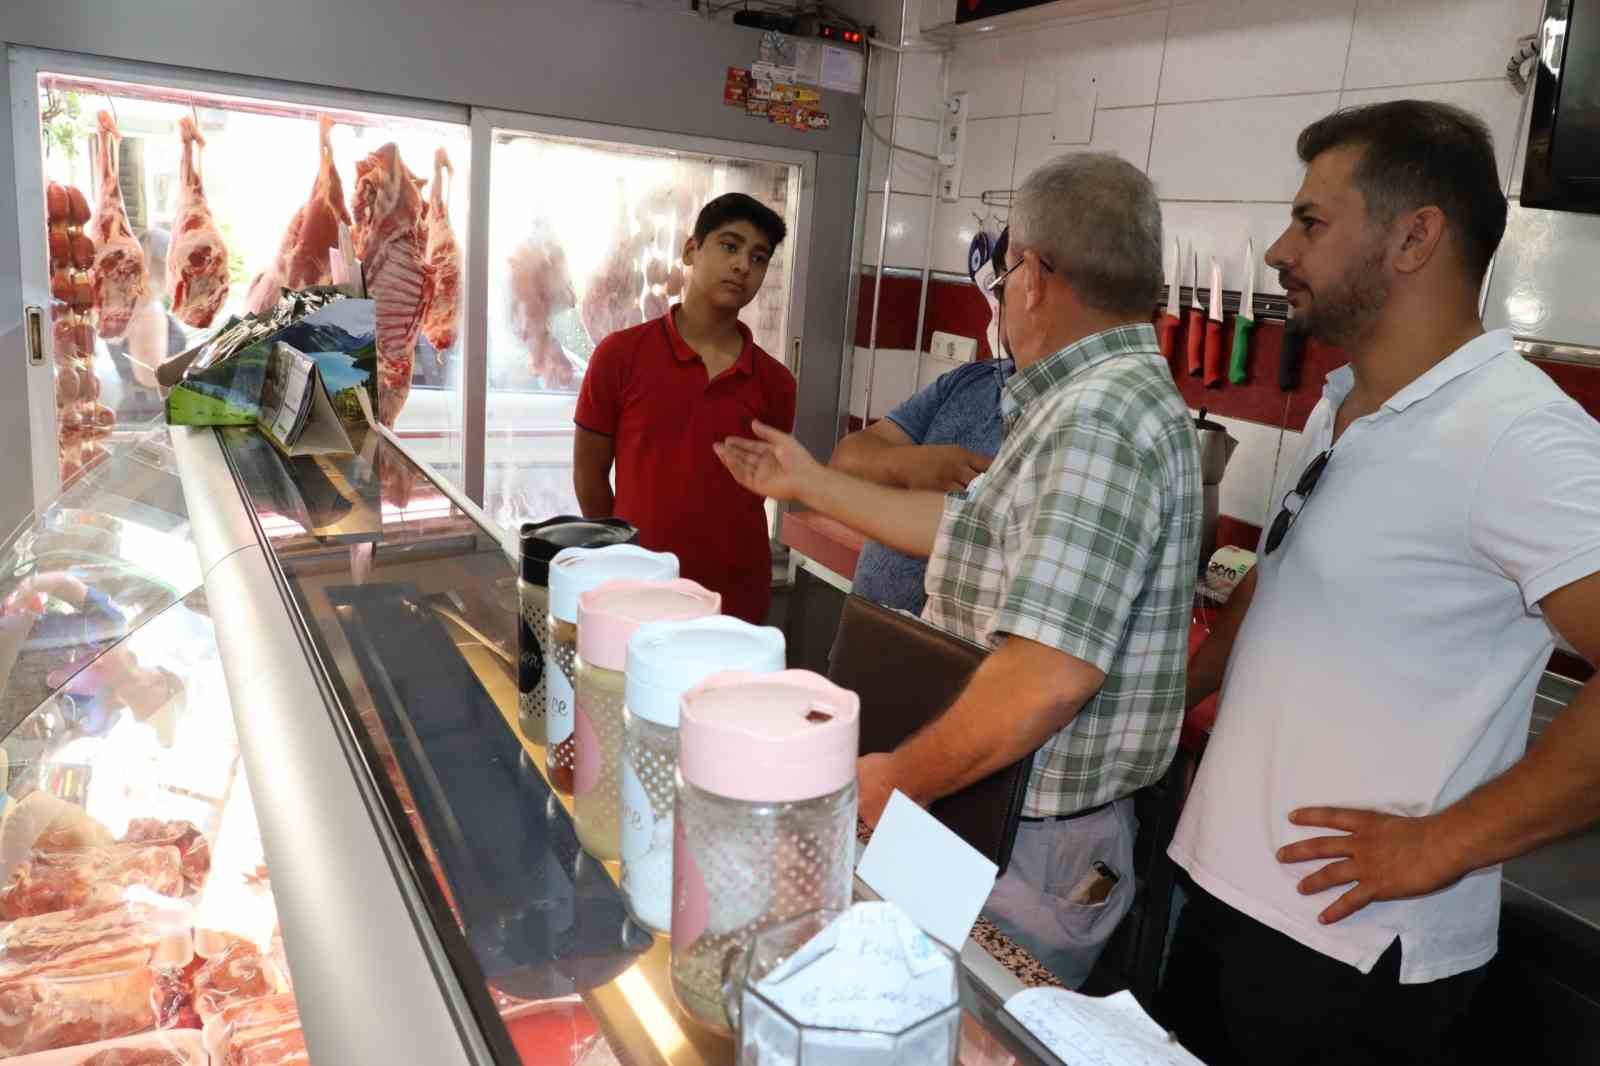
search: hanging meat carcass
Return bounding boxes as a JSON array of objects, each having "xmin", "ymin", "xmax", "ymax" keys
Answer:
[
  {"xmin": 506, "ymin": 218, "xmax": 579, "ymax": 389},
  {"xmin": 46, "ymin": 180, "xmax": 107, "ymax": 485},
  {"xmin": 165, "ymin": 116, "xmax": 230, "ymax": 328},
  {"xmin": 351, "ymin": 143, "xmax": 432, "ymax": 426},
  {"xmin": 88, "ymin": 111, "xmax": 149, "ymax": 341},
  {"xmin": 245, "ymin": 115, "xmax": 351, "ymax": 314},
  {"xmin": 420, "ymin": 147, "xmax": 461, "ymax": 361},
  {"xmin": 579, "ymin": 185, "xmax": 645, "ymax": 345}
]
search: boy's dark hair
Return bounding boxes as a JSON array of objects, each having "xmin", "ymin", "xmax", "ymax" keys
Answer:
[
  {"xmin": 692, "ymin": 192, "xmax": 788, "ymax": 250},
  {"xmin": 1297, "ymin": 100, "xmax": 1507, "ymax": 284}
]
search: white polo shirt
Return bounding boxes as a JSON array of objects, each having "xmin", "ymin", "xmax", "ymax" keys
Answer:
[{"xmin": 1169, "ymin": 329, "xmax": 1600, "ymax": 984}]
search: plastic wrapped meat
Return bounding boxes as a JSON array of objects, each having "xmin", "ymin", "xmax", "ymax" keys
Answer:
[
  {"xmin": 202, "ymin": 993, "xmax": 306, "ymax": 1066},
  {"xmin": 351, "ymin": 143, "xmax": 433, "ymax": 425},
  {"xmin": 121, "ymin": 819, "xmax": 211, "ymax": 893},
  {"xmin": 79, "ymin": 1050, "xmax": 192, "ymax": 1066},
  {"xmin": 191, "ymin": 941, "xmax": 284, "ymax": 1025},
  {"xmin": 420, "ymin": 147, "xmax": 461, "ymax": 358},
  {"xmin": 0, "ymin": 843, "xmax": 183, "ymax": 920},
  {"xmin": 5, "ymin": 1029, "xmax": 207, "ymax": 1065},
  {"xmin": 246, "ymin": 115, "xmax": 352, "ymax": 314},
  {"xmin": 0, "ymin": 946, "xmax": 187, "ymax": 1057},
  {"xmin": 226, "ymin": 1025, "xmax": 307, "ymax": 1066},
  {"xmin": 506, "ymin": 219, "xmax": 579, "ymax": 389},
  {"xmin": 0, "ymin": 900, "xmax": 193, "ymax": 977},
  {"xmin": 165, "ymin": 116, "xmax": 231, "ymax": 328},
  {"xmin": 88, "ymin": 111, "xmax": 150, "ymax": 340}
]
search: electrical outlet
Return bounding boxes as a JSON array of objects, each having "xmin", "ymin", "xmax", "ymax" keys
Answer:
[{"xmin": 931, "ymin": 331, "xmax": 978, "ymax": 363}]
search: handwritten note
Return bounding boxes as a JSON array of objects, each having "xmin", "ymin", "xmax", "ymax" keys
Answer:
[{"xmin": 1004, "ymin": 988, "xmax": 1207, "ymax": 1066}]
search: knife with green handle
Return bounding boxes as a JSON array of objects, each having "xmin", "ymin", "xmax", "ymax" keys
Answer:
[{"xmin": 1229, "ymin": 238, "xmax": 1255, "ymax": 384}]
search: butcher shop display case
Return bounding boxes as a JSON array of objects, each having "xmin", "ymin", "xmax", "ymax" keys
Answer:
[
  {"xmin": 0, "ymin": 429, "xmax": 311, "ymax": 1063},
  {"xmin": 143, "ymin": 419, "xmax": 1067, "ymax": 1066}
]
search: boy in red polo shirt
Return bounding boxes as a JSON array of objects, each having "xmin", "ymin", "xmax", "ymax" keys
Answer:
[{"xmin": 573, "ymin": 193, "xmax": 796, "ymax": 623}]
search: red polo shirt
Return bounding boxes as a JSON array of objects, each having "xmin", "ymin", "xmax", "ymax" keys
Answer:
[{"xmin": 574, "ymin": 308, "xmax": 797, "ymax": 624}]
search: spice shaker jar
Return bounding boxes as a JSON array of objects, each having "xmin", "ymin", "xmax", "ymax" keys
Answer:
[
  {"xmin": 546, "ymin": 545, "xmax": 678, "ymax": 794},
  {"xmin": 574, "ymin": 579, "xmax": 721, "ymax": 861},
  {"xmin": 670, "ymin": 670, "xmax": 860, "ymax": 1034},
  {"xmin": 620, "ymin": 617, "xmax": 786, "ymax": 933},
  {"xmin": 517, "ymin": 517, "xmax": 636, "ymax": 746}
]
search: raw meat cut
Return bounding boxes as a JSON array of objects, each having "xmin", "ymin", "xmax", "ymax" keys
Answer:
[
  {"xmin": 165, "ymin": 116, "xmax": 231, "ymax": 328},
  {"xmin": 122, "ymin": 819, "xmax": 211, "ymax": 893},
  {"xmin": 226, "ymin": 1024, "xmax": 307, "ymax": 1066},
  {"xmin": 0, "ymin": 843, "xmax": 183, "ymax": 920},
  {"xmin": 245, "ymin": 115, "xmax": 352, "ymax": 314},
  {"xmin": 579, "ymin": 188, "xmax": 644, "ymax": 345},
  {"xmin": 191, "ymin": 942, "xmax": 281, "ymax": 1024},
  {"xmin": 506, "ymin": 219, "xmax": 579, "ymax": 389},
  {"xmin": 0, "ymin": 900, "xmax": 191, "ymax": 976},
  {"xmin": 207, "ymin": 993, "xmax": 306, "ymax": 1066},
  {"xmin": 24, "ymin": 795, "xmax": 115, "ymax": 853},
  {"xmin": 420, "ymin": 147, "xmax": 461, "ymax": 360},
  {"xmin": 0, "ymin": 946, "xmax": 185, "ymax": 1057},
  {"xmin": 88, "ymin": 111, "xmax": 150, "ymax": 340},
  {"xmin": 80, "ymin": 1049, "xmax": 191, "ymax": 1066},
  {"xmin": 208, "ymin": 992, "xmax": 298, "ymax": 1038},
  {"xmin": 351, "ymin": 142, "xmax": 433, "ymax": 426}
]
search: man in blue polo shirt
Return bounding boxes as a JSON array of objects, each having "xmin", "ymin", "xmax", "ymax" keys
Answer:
[{"xmin": 829, "ymin": 239, "xmax": 1012, "ymax": 614}]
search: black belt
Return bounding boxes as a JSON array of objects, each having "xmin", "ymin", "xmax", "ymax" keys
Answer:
[{"xmin": 1020, "ymin": 799, "xmax": 1114, "ymax": 824}]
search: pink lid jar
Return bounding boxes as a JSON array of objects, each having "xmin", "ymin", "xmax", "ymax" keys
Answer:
[
  {"xmin": 570, "ymin": 579, "xmax": 719, "ymax": 862},
  {"xmin": 670, "ymin": 670, "xmax": 860, "ymax": 1034}
]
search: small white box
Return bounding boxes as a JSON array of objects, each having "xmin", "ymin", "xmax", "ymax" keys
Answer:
[{"xmin": 930, "ymin": 331, "xmax": 978, "ymax": 363}]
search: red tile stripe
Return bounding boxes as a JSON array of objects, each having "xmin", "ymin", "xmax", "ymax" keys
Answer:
[{"xmin": 856, "ymin": 274, "xmax": 1600, "ymax": 431}]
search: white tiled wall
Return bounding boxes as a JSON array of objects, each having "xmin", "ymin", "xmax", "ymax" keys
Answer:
[
  {"xmin": 889, "ymin": 0, "xmax": 1540, "ymax": 284},
  {"xmin": 873, "ymin": 0, "xmax": 1542, "ymax": 524}
]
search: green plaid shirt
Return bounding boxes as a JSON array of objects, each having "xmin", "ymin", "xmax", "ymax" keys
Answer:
[{"xmin": 923, "ymin": 324, "xmax": 1202, "ymax": 817}]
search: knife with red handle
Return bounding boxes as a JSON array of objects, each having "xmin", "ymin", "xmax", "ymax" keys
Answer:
[
  {"xmin": 1158, "ymin": 236, "xmax": 1182, "ymax": 366},
  {"xmin": 1203, "ymin": 257, "xmax": 1226, "ymax": 387},
  {"xmin": 1185, "ymin": 248, "xmax": 1205, "ymax": 377}
]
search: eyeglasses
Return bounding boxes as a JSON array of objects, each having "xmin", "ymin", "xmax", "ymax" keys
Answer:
[{"xmin": 1263, "ymin": 449, "xmax": 1331, "ymax": 555}]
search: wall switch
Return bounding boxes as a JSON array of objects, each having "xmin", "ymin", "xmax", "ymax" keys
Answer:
[
  {"xmin": 931, "ymin": 331, "xmax": 978, "ymax": 363},
  {"xmin": 939, "ymin": 92, "xmax": 969, "ymax": 202}
]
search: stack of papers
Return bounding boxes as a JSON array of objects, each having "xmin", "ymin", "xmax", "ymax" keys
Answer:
[{"xmin": 1004, "ymin": 988, "xmax": 1207, "ymax": 1066}]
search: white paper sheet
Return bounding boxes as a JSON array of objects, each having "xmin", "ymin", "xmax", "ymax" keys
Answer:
[
  {"xmin": 820, "ymin": 45, "xmax": 865, "ymax": 94},
  {"xmin": 855, "ymin": 790, "xmax": 997, "ymax": 951},
  {"xmin": 1004, "ymin": 988, "xmax": 1207, "ymax": 1066}
]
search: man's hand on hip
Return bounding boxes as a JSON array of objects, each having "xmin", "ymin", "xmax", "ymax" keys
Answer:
[
  {"xmin": 1276, "ymin": 807, "xmax": 1467, "ymax": 924},
  {"xmin": 901, "ymin": 445, "xmax": 993, "ymax": 492}
]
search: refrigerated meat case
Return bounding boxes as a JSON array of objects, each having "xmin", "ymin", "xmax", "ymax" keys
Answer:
[
  {"xmin": 72, "ymin": 417, "xmax": 1065, "ymax": 1066},
  {"xmin": 0, "ymin": 430, "xmax": 305, "ymax": 1063}
]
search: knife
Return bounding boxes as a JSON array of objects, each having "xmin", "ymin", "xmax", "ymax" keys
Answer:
[
  {"xmin": 1158, "ymin": 236, "xmax": 1182, "ymax": 366},
  {"xmin": 1185, "ymin": 247, "xmax": 1205, "ymax": 377},
  {"xmin": 1203, "ymin": 257, "xmax": 1225, "ymax": 387},
  {"xmin": 1229, "ymin": 239, "xmax": 1255, "ymax": 384}
]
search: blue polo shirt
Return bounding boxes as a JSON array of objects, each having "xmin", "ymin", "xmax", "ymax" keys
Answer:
[{"xmin": 852, "ymin": 358, "xmax": 1011, "ymax": 613}]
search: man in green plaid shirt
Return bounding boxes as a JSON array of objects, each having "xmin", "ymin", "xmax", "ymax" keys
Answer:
[{"xmin": 717, "ymin": 154, "xmax": 1202, "ymax": 985}]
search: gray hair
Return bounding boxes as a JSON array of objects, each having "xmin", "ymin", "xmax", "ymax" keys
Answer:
[{"xmin": 1010, "ymin": 153, "xmax": 1163, "ymax": 315}]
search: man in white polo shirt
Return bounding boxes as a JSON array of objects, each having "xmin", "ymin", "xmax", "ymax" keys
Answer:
[{"xmin": 1161, "ymin": 100, "xmax": 1600, "ymax": 1065}]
